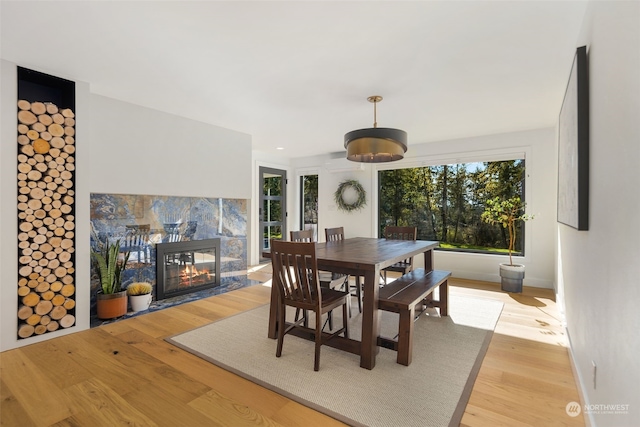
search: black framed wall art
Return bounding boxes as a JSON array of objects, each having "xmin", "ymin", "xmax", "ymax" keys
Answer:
[{"xmin": 557, "ymin": 46, "xmax": 589, "ymax": 230}]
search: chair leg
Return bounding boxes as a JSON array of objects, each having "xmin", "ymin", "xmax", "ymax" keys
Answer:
[
  {"xmin": 294, "ymin": 308, "xmax": 310, "ymax": 329},
  {"xmin": 347, "ymin": 275, "xmax": 362, "ymax": 314},
  {"xmin": 341, "ymin": 275, "xmax": 350, "ymax": 293},
  {"xmin": 303, "ymin": 310, "xmax": 309, "ymax": 328},
  {"xmin": 356, "ymin": 276, "xmax": 362, "ymax": 313},
  {"xmin": 327, "ymin": 311, "xmax": 333, "ymax": 330},
  {"xmin": 341, "ymin": 277, "xmax": 353, "ymax": 317},
  {"xmin": 342, "ymin": 302, "xmax": 349, "ymax": 339},
  {"xmin": 314, "ymin": 309, "xmax": 322, "ymax": 371},
  {"xmin": 276, "ymin": 303, "xmax": 286, "ymax": 358}
]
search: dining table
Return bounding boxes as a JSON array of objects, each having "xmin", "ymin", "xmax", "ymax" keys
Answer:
[{"xmin": 267, "ymin": 237, "xmax": 440, "ymax": 370}]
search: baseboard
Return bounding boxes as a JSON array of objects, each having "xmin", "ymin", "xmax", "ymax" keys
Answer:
[
  {"xmin": 565, "ymin": 327, "xmax": 595, "ymax": 427},
  {"xmin": 451, "ymin": 271, "xmax": 554, "ymax": 289}
]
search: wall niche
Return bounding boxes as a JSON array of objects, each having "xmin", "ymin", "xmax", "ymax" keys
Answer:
[{"xmin": 16, "ymin": 67, "xmax": 77, "ymax": 339}]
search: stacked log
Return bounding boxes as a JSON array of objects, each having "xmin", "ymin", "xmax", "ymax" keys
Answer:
[{"xmin": 17, "ymin": 100, "xmax": 76, "ymax": 339}]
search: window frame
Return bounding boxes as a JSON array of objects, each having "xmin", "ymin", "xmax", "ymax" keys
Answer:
[
  {"xmin": 295, "ymin": 168, "xmax": 321, "ymax": 242},
  {"xmin": 372, "ymin": 147, "xmax": 531, "ymax": 257}
]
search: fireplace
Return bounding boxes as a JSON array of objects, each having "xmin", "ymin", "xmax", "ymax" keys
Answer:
[{"xmin": 156, "ymin": 238, "xmax": 221, "ymax": 300}]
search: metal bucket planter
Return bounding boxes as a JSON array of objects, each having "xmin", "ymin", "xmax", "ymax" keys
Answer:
[{"xmin": 499, "ymin": 264, "xmax": 525, "ymax": 293}]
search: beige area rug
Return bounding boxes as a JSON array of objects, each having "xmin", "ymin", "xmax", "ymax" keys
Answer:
[{"xmin": 167, "ymin": 295, "xmax": 503, "ymax": 427}]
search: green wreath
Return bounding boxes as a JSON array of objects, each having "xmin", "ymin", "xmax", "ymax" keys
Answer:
[{"xmin": 334, "ymin": 180, "xmax": 367, "ymax": 212}]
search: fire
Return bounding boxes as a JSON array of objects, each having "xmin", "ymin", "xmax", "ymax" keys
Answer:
[{"xmin": 179, "ymin": 264, "xmax": 212, "ymax": 286}]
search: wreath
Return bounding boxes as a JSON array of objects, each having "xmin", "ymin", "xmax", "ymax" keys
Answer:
[{"xmin": 334, "ymin": 180, "xmax": 367, "ymax": 212}]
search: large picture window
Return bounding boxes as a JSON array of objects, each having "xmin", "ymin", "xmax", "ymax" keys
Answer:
[{"xmin": 378, "ymin": 159, "xmax": 526, "ymax": 255}]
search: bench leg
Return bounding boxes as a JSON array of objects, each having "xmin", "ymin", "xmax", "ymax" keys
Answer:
[
  {"xmin": 397, "ymin": 306, "xmax": 415, "ymax": 366},
  {"xmin": 440, "ymin": 280, "xmax": 448, "ymax": 317}
]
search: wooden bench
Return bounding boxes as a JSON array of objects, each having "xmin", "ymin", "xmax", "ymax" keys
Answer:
[{"xmin": 378, "ymin": 268, "xmax": 451, "ymax": 366}]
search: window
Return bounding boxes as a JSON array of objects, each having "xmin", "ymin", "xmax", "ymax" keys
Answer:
[
  {"xmin": 262, "ymin": 170, "xmax": 285, "ymax": 249},
  {"xmin": 300, "ymin": 174, "xmax": 319, "ymax": 241},
  {"xmin": 378, "ymin": 159, "xmax": 526, "ymax": 255}
]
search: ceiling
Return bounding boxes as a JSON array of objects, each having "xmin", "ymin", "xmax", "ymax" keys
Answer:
[{"xmin": 1, "ymin": 1, "xmax": 588, "ymax": 160}]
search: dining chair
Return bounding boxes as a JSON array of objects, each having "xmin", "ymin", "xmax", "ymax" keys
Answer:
[
  {"xmin": 324, "ymin": 226, "xmax": 345, "ymax": 242},
  {"xmin": 382, "ymin": 226, "xmax": 418, "ymax": 284},
  {"xmin": 290, "ymin": 229, "xmax": 314, "ymax": 243},
  {"xmin": 291, "ymin": 229, "xmax": 351, "ymax": 323},
  {"xmin": 324, "ymin": 227, "xmax": 362, "ymax": 313},
  {"xmin": 292, "ymin": 229, "xmax": 348, "ymax": 288},
  {"xmin": 270, "ymin": 239, "xmax": 350, "ymax": 371}
]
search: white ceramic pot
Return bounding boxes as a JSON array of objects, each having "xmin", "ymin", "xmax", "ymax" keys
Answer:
[
  {"xmin": 499, "ymin": 263, "xmax": 525, "ymax": 293},
  {"xmin": 129, "ymin": 293, "xmax": 152, "ymax": 312}
]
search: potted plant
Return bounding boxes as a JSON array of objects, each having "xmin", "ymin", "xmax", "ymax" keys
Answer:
[
  {"xmin": 92, "ymin": 236, "xmax": 131, "ymax": 319},
  {"xmin": 126, "ymin": 282, "xmax": 153, "ymax": 312},
  {"xmin": 481, "ymin": 196, "xmax": 534, "ymax": 293}
]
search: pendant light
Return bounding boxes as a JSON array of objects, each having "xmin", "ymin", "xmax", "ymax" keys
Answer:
[{"xmin": 344, "ymin": 95, "xmax": 407, "ymax": 163}]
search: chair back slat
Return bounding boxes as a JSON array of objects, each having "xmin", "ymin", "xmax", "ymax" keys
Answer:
[
  {"xmin": 271, "ymin": 239, "xmax": 321, "ymax": 308},
  {"xmin": 325, "ymin": 227, "xmax": 345, "ymax": 242}
]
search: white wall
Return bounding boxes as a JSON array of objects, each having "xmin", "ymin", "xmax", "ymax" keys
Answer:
[
  {"xmin": 0, "ymin": 62, "xmax": 21, "ymax": 350},
  {"xmin": 559, "ymin": 2, "xmax": 640, "ymax": 426},
  {"xmin": 1, "ymin": 61, "xmax": 253, "ymax": 351},
  {"xmin": 318, "ymin": 158, "xmax": 376, "ymax": 240},
  {"xmin": 288, "ymin": 127, "xmax": 557, "ymax": 288},
  {"xmin": 90, "ymin": 94, "xmax": 252, "ymax": 199}
]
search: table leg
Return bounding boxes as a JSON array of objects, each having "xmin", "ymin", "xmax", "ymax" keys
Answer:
[
  {"xmin": 423, "ymin": 249, "xmax": 433, "ymax": 272},
  {"xmin": 360, "ymin": 268, "xmax": 380, "ymax": 369}
]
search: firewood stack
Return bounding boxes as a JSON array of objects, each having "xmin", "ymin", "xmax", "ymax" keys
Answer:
[{"xmin": 17, "ymin": 100, "xmax": 76, "ymax": 338}]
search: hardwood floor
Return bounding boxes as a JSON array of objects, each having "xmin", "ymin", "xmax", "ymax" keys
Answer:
[{"xmin": 1, "ymin": 265, "xmax": 584, "ymax": 427}]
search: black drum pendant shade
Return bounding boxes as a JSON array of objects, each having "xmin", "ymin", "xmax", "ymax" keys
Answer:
[{"xmin": 345, "ymin": 96, "xmax": 407, "ymax": 163}]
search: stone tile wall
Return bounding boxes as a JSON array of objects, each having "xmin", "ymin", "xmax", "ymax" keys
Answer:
[{"xmin": 89, "ymin": 193, "xmax": 248, "ymax": 312}]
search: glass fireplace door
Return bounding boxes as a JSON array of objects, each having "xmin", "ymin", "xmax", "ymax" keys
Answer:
[{"xmin": 156, "ymin": 238, "xmax": 221, "ymax": 300}]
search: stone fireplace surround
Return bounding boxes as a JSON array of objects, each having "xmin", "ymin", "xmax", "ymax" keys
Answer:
[{"xmin": 89, "ymin": 193, "xmax": 252, "ymax": 326}]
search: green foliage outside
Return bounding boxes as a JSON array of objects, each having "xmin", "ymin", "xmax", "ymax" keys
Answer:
[
  {"xmin": 263, "ymin": 175, "xmax": 285, "ymax": 246},
  {"xmin": 302, "ymin": 175, "xmax": 318, "ymax": 226},
  {"xmin": 263, "ymin": 175, "xmax": 282, "ymax": 224},
  {"xmin": 379, "ymin": 160, "xmax": 527, "ymax": 256}
]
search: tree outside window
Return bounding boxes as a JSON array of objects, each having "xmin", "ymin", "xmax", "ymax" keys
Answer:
[{"xmin": 378, "ymin": 159, "xmax": 526, "ymax": 255}]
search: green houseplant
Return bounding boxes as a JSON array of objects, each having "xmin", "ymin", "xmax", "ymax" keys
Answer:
[
  {"xmin": 481, "ymin": 196, "xmax": 534, "ymax": 292},
  {"xmin": 126, "ymin": 282, "xmax": 153, "ymax": 312},
  {"xmin": 92, "ymin": 236, "xmax": 131, "ymax": 319}
]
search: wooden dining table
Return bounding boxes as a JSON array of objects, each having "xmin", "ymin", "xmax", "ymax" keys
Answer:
[{"xmin": 267, "ymin": 237, "xmax": 440, "ymax": 370}]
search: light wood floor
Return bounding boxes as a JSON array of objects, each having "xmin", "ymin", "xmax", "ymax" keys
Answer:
[{"xmin": 1, "ymin": 265, "xmax": 584, "ymax": 427}]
